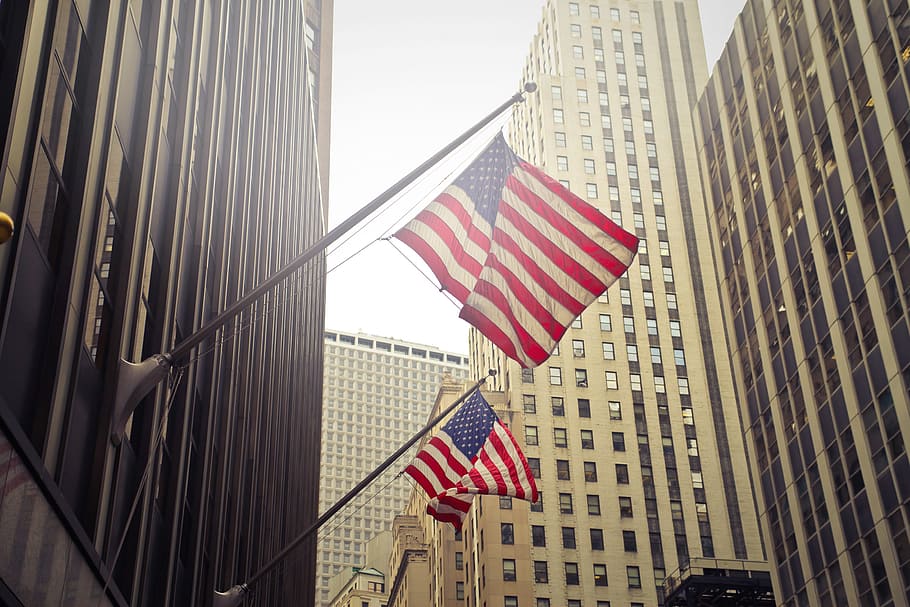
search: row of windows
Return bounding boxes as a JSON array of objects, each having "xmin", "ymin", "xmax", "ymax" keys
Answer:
[
  {"xmin": 500, "ymin": 558, "xmax": 641, "ymax": 588},
  {"xmin": 568, "ymin": 2, "xmax": 641, "ymax": 24},
  {"xmin": 530, "ymin": 368, "xmax": 690, "ymax": 394}
]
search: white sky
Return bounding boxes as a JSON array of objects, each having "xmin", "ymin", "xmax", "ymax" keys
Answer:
[{"xmin": 325, "ymin": 0, "xmax": 746, "ymax": 354}]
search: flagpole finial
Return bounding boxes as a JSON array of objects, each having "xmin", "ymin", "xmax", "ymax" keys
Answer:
[
  {"xmin": 488, "ymin": 369, "xmax": 497, "ymax": 378},
  {"xmin": 523, "ymin": 82, "xmax": 538, "ymax": 93}
]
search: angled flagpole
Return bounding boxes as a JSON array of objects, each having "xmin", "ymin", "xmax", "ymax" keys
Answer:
[
  {"xmin": 213, "ymin": 370, "xmax": 496, "ymax": 607},
  {"xmin": 110, "ymin": 83, "xmax": 537, "ymax": 444}
]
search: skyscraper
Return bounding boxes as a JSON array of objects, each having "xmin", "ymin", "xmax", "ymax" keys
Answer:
[
  {"xmin": 694, "ymin": 1, "xmax": 910, "ymax": 604},
  {"xmin": 0, "ymin": 2, "xmax": 331, "ymax": 605},
  {"xmin": 319, "ymin": 330, "xmax": 469, "ymax": 605},
  {"xmin": 461, "ymin": 0, "xmax": 768, "ymax": 605}
]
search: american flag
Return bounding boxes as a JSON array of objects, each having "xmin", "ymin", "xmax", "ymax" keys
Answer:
[
  {"xmin": 405, "ymin": 390, "xmax": 537, "ymax": 528},
  {"xmin": 394, "ymin": 133, "xmax": 638, "ymax": 368}
]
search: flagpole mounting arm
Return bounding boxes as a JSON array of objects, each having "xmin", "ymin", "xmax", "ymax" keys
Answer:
[
  {"xmin": 213, "ymin": 370, "xmax": 497, "ymax": 605},
  {"xmin": 108, "ymin": 83, "xmax": 534, "ymax": 446}
]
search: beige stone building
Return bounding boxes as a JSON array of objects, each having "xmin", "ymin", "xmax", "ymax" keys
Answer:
[
  {"xmin": 464, "ymin": 0, "xmax": 768, "ymax": 605},
  {"xmin": 693, "ymin": 0, "xmax": 910, "ymax": 605}
]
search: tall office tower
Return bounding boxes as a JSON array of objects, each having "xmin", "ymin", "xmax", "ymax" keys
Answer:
[
  {"xmin": 462, "ymin": 0, "xmax": 770, "ymax": 605},
  {"xmin": 0, "ymin": 2, "xmax": 331, "ymax": 606},
  {"xmin": 319, "ymin": 331, "xmax": 470, "ymax": 605},
  {"xmin": 693, "ymin": 1, "xmax": 910, "ymax": 605}
]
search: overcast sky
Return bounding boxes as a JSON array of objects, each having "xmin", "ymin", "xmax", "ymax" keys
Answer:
[{"xmin": 325, "ymin": 1, "xmax": 746, "ymax": 354}]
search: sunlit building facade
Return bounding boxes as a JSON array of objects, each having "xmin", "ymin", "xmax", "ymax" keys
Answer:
[
  {"xmin": 0, "ymin": 1, "xmax": 331, "ymax": 605},
  {"xmin": 461, "ymin": 0, "xmax": 769, "ymax": 605},
  {"xmin": 694, "ymin": 0, "xmax": 910, "ymax": 605}
]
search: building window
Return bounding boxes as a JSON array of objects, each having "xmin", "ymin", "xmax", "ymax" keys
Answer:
[
  {"xmin": 581, "ymin": 429, "xmax": 595, "ymax": 449},
  {"xmin": 587, "ymin": 494, "xmax": 602, "ymax": 515},
  {"xmin": 670, "ymin": 320, "xmax": 682, "ymax": 337},
  {"xmin": 549, "ymin": 367, "xmax": 562, "ymax": 385},
  {"xmin": 584, "ymin": 461, "xmax": 598, "ymax": 482},
  {"xmin": 565, "ymin": 563, "xmax": 580, "ymax": 585},
  {"xmin": 549, "ymin": 427, "xmax": 568, "ymax": 449},
  {"xmin": 578, "ymin": 398, "xmax": 591, "ymax": 417},
  {"xmin": 581, "ymin": 134, "xmax": 593, "ymax": 150},
  {"xmin": 455, "ymin": 552, "xmax": 464, "ymax": 570},
  {"xmin": 646, "ymin": 318, "xmax": 658, "ymax": 335},
  {"xmin": 599, "ymin": 314, "xmax": 612, "ymax": 331},
  {"xmin": 563, "ymin": 526, "xmax": 577, "ymax": 548},
  {"xmin": 623, "ymin": 316, "xmax": 635, "ymax": 333},
  {"xmin": 602, "ymin": 342, "xmax": 615, "ymax": 360},
  {"xmin": 501, "ymin": 523, "xmax": 514, "ymax": 545},
  {"xmin": 573, "ymin": 45, "xmax": 584, "ymax": 59},
  {"xmin": 612, "ymin": 432, "xmax": 625, "ymax": 451},
  {"xmin": 648, "ymin": 346, "xmax": 661, "ymax": 364},
  {"xmin": 537, "ymin": 600, "xmax": 551, "ymax": 607},
  {"xmin": 627, "ymin": 566, "xmax": 642, "ymax": 588},
  {"xmin": 557, "ymin": 155, "xmax": 569, "ymax": 171},
  {"xmin": 608, "ymin": 401, "xmax": 622, "ymax": 420},
  {"xmin": 569, "ymin": 2, "xmax": 580, "ymax": 15},
  {"xmin": 551, "ymin": 85, "xmax": 562, "ymax": 101},
  {"xmin": 553, "ymin": 108, "xmax": 564, "ymax": 124},
  {"xmin": 559, "ymin": 493, "xmax": 574, "ymax": 514},
  {"xmin": 623, "ymin": 530, "xmax": 637, "ymax": 552},
  {"xmin": 503, "ymin": 559, "xmax": 517, "ymax": 581},
  {"xmin": 579, "ymin": 112, "xmax": 591, "ymax": 126},
  {"xmin": 584, "ymin": 158, "xmax": 595, "ymax": 173},
  {"xmin": 673, "ymin": 349, "xmax": 686, "ymax": 366},
  {"xmin": 525, "ymin": 426, "xmax": 539, "ymax": 446},
  {"xmin": 605, "ymin": 371, "xmax": 619, "ymax": 390},
  {"xmin": 594, "ymin": 564, "xmax": 608, "ymax": 586},
  {"xmin": 534, "ymin": 561, "xmax": 549, "ymax": 583},
  {"xmin": 654, "ymin": 376, "xmax": 666, "ymax": 393},
  {"xmin": 619, "ymin": 496, "xmax": 633, "ymax": 517},
  {"xmin": 532, "ymin": 525, "xmax": 547, "ymax": 547},
  {"xmin": 571, "ymin": 23, "xmax": 582, "ymax": 38},
  {"xmin": 590, "ymin": 5, "xmax": 600, "ymax": 18},
  {"xmin": 521, "ymin": 368, "xmax": 534, "ymax": 383},
  {"xmin": 616, "ymin": 463, "xmax": 629, "ymax": 483},
  {"xmin": 627, "ymin": 344, "xmax": 639, "ymax": 362},
  {"xmin": 552, "ymin": 396, "xmax": 565, "ymax": 416},
  {"xmin": 571, "ymin": 316, "xmax": 583, "ymax": 329},
  {"xmin": 575, "ymin": 368, "xmax": 588, "ymax": 387},
  {"xmin": 591, "ymin": 528, "xmax": 605, "ymax": 550},
  {"xmin": 527, "ymin": 457, "xmax": 541, "ymax": 479},
  {"xmin": 678, "ymin": 377, "xmax": 690, "ymax": 394},
  {"xmin": 663, "ymin": 266, "xmax": 674, "ymax": 282},
  {"xmin": 611, "ymin": 8, "xmax": 621, "ymax": 21},
  {"xmin": 522, "ymin": 394, "xmax": 536, "ymax": 414},
  {"xmin": 631, "ymin": 373, "xmax": 642, "ymax": 391},
  {"xmin": 555, "ymin": 132, "xmax": 567, "ymax": 147},
  {"xmin": 578, "ymin": 89, "xmax": 589, "ymax": 103},
  {"xmin": 575, "ymin": 66, "xmax": 586, "ymax": 79},
  {"xmin": 572, "ymin": 339, "xmax": 585, "ymax": 357},
  {"xmin": 557, "ymin": 459, "xmax": 571, "ymax": 480}
]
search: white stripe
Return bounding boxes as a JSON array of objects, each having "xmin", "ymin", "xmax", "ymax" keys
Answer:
[
  {"xmin": 492, "ymin": 424, "xmax": 533, "ymax": 494},
  {"xmin": 409, "ymin": 436, "xmax": 470, "ymax": 496},
  {"xmin": 511, "ymin": 165, "xmax": 637, "ymax": 265},
  {"xmin": 399, "ymin": 221, "xmax": 479, "ymax": 297},
  {"xmin": 462, "ymin": 294, "xmax": 538, "ymax": 367}
]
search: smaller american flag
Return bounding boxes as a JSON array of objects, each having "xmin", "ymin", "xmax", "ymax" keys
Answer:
[{"xmin": 405, "ymin": 390, "xmax": 538, "ymax": 528}]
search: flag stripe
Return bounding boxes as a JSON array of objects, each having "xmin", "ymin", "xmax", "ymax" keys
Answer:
[{"xmin": 519, "ymin": 161, "xmax": 640, "ymax": 251}]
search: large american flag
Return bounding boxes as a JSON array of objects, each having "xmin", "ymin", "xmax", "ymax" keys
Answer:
[
  {"xmin": 394, "ymin": 133, "xmax": 638, "ymax": 368},
  {"xmin": 405, "ymin": 390, "xmax": 538, "ymax": 528}
]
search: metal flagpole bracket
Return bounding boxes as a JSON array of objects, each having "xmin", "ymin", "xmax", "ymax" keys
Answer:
[
  {"xmin": 213, "ymin": 584, "xmax": 249, "ymax": 607},
  {"xmin": 110, "ymin": 354, "xmax": 173, "ymax": 445}
]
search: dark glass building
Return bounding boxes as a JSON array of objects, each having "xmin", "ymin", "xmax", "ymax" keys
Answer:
[
  {"xmin": 695, "ymin": 1, "xmax": 910, "ymax": 605},
  {"xmin": 0, "ymin": 1, "xmax": 331, "ymax": 606}
]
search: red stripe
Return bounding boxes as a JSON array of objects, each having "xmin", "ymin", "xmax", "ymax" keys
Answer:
[
  {"xmin": 469, "ymin": 277, "xmax": 550, "ymax": 362},
  {"xmin": 484, "ymin": 253, "xmax": 566, "ymax": 340},
  {"xmin": 458, "ymin": 303, "xmax": 525, "ymax": 364},
  {"xmin": 499, "ymin": 423, "xmax": 539, "ymax": 502},
  {"xmin": 438, "ymin": 494, "xmax": 473, "ymax": 513},
  {"xmin": 429, "ymin": 436, "xmax": 469, "ymax": 478},
  {"xmin": 489, "ymin": 228, "xmax": 587, "ymax": 315},
  {"xmin": 406, "ymin": 209, "xmax": 485, "ymax": 279},
  {"xmin": 475, "ymin": 444, "xmax": 509, "ymax": 495},
  {"xmin": 519, "ymin": 161, "xmax": 640, "ymax": 251},
  {"xmin": 404, "ymin": 463, "xmax": 442, "ymax": 498},
  {"xmin": 395, "ymin": 227, "xmax": 473, "ymax": 303},
  {"xmin": 505, "ymin": 175, "xmax": 633, "ymax": 278},
  {"xmin": 497, "ymin": 201, "xmax": 607, "ymax": 295},
  {"xmin": 434, "ymin": 192, "xmax": 492, "ymax": 251},
  {"xmin": 488, "ymin": 426, "xmax": 526, "ymax": 499},
  {"xmin": 426, "ymin": 505, "xmax": 465, "ymax": 528}
]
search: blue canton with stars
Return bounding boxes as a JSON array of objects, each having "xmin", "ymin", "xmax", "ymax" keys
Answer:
[
  {"xmin": 442, "ymin": 391, "xmax": 499, "ymax": 459},
  {"xmin": 451, "ymin": 134, "xmax": 521, "ymax": 227}
]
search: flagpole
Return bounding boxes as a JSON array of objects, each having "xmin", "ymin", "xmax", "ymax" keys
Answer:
[
  {"xmin": 213, "ymin": 370, "xmax": 496, "ymax": 607},
  {"xmin": 109, "ymin": 83, "xmax": 537, "ymax": 444}
]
